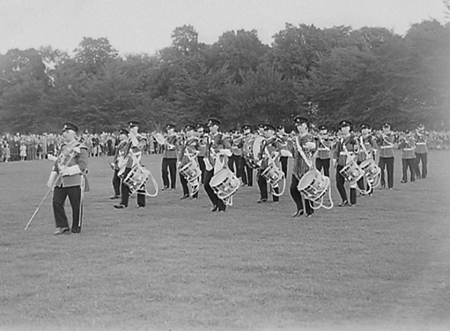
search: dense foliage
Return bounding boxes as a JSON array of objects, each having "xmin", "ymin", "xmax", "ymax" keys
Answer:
[{"xmin": 1, "ymin": 20, "xmax": 449, "ymax": 133}]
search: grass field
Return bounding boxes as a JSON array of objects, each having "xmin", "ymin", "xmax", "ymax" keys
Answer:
[{"xmin": 1, "ymin": 151, "xmax": 450, "ymax": 331}]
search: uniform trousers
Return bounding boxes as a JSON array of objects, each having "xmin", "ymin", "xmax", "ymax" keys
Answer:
[
  {"xmin": 53, "ymin": 185, "xmax": 82, "ymax": 232},
  {"xmin": 228, "ymin": 154, "xmax": 241, "ymax": 178},
  {"xmin": 315, "ymin": 158, "xmax": 330, "ymax": 177},
  {"xmin": 290, "ymin": 175, "xmax": 313, "ymax": 215},
  {"xmin": 257, "ymin": 171, "xmax": 279, "ymax": 202},
  {"xmin": 414, "ymin": 153, "xmax": 427, "ymax": 179},
  {"xmin": 162, "ymin": 158, "xmax": 177, "ymax": 189},
  {"xmin": 280, "ymin": 156, "xmax": 288, "ymax": 178},
  {"xmin": 239, "ymin": 157, "xmax": 253, "ymax": 186},
  {"xmin": 378, "ymin": 157, "xmax": 394, "ymax": 188},
  {"xmin": 197, "ymin": 156, "xmax": 206, "ymax": 184},
  {"xmin": 112, "ymin": 169, "xmax": 121, "ymax": 196},
  {"xmin": 180, "ymin": 173, "xmax": 199, "ymax": 198},
  {"xmin": 402, "ymin": 158, "xmax": 416, "ymax": 182},
  {"xmin": 204, "ymin": 169, "xmax": 226, "ymax": 211},
  {"xmin": 336, "ymin": 165, "xmax": 357, "ymax": 204},
  {"xmin": 120, "ymin": 168, "xmax": 145, "ymax": 207}
]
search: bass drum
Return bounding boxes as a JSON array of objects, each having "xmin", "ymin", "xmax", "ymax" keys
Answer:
[
  {"xmin": 243, "ymin": 136, "xmax": 264, "ymax": 169},
  {"xmin": 153, "ymin": 132, "xmax": 166, "ymax": 145}
]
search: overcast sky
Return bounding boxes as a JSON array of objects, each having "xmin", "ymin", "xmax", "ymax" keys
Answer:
[{"xmin": 0, "ymin": 0, "xmax": 447, "ymax": 56}]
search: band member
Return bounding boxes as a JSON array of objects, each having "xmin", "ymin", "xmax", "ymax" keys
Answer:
[
  {"xmin": 239, "ymin": 125, "xmax": 253, "ymax": 186},
  {"xmin": 290, "ymin": 116, "xmax": 317, "ymax": 217},
  {"xmin": 257, "ymin": 124, "xmax": 282, "ymax": 203},
  {"xmin": 179, "ymin": 124, "xmax": 201, "ymax": 199},
  {"xmin": 161, "ymin": 124, "xmax": 178, "ymax": 190},
  {"xmin": 47, "ymin": 122, "xmax": 89, "ymax": 234},
  {"xmin": 356, "ymin": 123, "xmax": 377, "ymax": 195},
  {"xmin": 277, "ymin": 125, "xmax": 289, "ymax": 178},
  {"xmin": 376, "ymin": 122, "xmax": 395, "ymax": 189},
  {"xmin": 204, "ymin": 118, "xmax": 231, "ymax": 212},
  {"xmin": 315, "ymin": 124, "xmax": 333, "ymax": 178},
  {"xmin": 399, "ymin": 130, "xmax": 416, "ymax": 183},
  {"xmin": 196, "ymin": 123, "xmax": 207, "ymax": 184},
  {"xmin": 256, "ymin": 124, "xmax": 265, "ymax": 137},
  {"xmin": 333, "ymin": 120, "xmax": 359, "ymax": 206},
  {"xmin": 414, "ymin": 123, "xmax": 428, "ymax": 179},
  {"xmin": 228, "ymin": 128, "xmax": 242, "ymax": 179},
  {"xmin": 114, "ymin": 120, "xmax": 146, "ymax": 209},
  {"xmin": 110, "ymin": 128, "xmax": 129, "ymax": 199}
]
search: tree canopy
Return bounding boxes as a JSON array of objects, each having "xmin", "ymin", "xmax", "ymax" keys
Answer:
[{"xmin": 1, "ymin": 20, "xmax": 449, "ymax": 134}]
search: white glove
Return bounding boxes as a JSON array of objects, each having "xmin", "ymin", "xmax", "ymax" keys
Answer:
[
  {"xmin": 333, "ymin": 159, "xmax": 337, "ymax": 167},
  {"xmin": 47, "ymin": 171, "xmax": 57, "ymax": 188}
]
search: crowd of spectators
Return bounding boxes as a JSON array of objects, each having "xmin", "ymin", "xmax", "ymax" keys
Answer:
[
  {"xmin": 1, "ymin": 129, "xmax": 449, "ymax": 163},
  {"xmin": 0, "ymin": 131, "xmax": 164, "ymax": 162}
]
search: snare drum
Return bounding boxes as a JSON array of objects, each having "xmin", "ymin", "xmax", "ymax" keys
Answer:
[
  {"xmin": 261, "ymin": 162, "xmax": 284, "ymax": 187},
  {"xmin": 360, "ymin": 158, "xmax": 380, "ymax": 180},
  {"xmin": 297, "ymin": 169, "xmax": 329, "ymax": 201},
  {"xmin": 339, "ymin": 160, "xmax": 364, "ymax": 185},
  {"xmin": 210, "ymin": 168, "xmax": 240, "ymax": 200},
  {"xmin": 123, "ymin": 164, "xmax": 150, "ymax": 195},
  {"xmin": 179, "ymin": 160, "xmax": 201, "ymax": 182}
]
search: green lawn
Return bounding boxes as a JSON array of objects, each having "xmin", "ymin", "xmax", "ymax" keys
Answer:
[{"xmin": 1, "ymin": 151, "xmax": 449, "ymax": 330}]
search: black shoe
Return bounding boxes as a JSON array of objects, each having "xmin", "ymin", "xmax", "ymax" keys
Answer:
[
  {"xmin": 71, "ymin": 228, "xmax": 81, "ymax": 234},
  {"xmin": 305, "ymin": 213, "xmax": 313, "ymax": 218},
  {"xmin": 210, "ymin": 205, "xmax": 218, "ymax": 212},
  {"xmin": 54, "ymin": 227, "xmax": 70, "ymax": 235},
  {"xmin": 114, "ymin": 204, "xmax": 126, "ymax": 209},
  {"xmin": 190, "ymin": 195, "xmax": 198, "ymax": 199},
  {"xmin": 180, "ymin": 194, "xmax": 189, "ymax": 200},
  {"xmin": 161, "ymin": 186, "xmax": 169, "ymax": 191},
  {"xmin": 109, "ymin": 195, "xmax": 120, "ymax": 199},
  {"xmin": 218, "ymin": 209, "xmax": 226, "ymax": 213},
  {"xmin": 257, "ymin": 198, "xmax": 267, "ymax": 203},
  {"xmin": 400, "ymin": 180, "xmax": 406, "ymax": 183},
  {"xmin": 292, "ymin": 210, "xmax": 304, "ymax": 217},
  {"xmin": 338, "ymin": 201, "xmax": 349, "ymax": 207}
]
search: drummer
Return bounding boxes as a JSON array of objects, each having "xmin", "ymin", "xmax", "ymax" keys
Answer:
[
  {"xmin": 204, "ymin": 118, "xmax": 231, "ymax": 212},
  {"xmin": 333, "ymin": 120, "xmax": 359, "ymax": 207},
  {"xmin": 356, "ymin": 123, "xmax": 377, "ymax": 196},
  {"xmin": 239, "ymin": 124, "xmax": 253, "ymax": 187},
  {"xmin": 290, "ymin": 116, "xmax": 317, "ymax": 217},
  {"xmin": 257, "ymin": 124, "xmax": 283, "ymax": 203},
  {"xmin": 178, "ymin": 124, "xmax": 201, "ymax": 199}
]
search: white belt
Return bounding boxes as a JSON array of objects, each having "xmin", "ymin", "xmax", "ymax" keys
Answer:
[
  {"xmin": 416, "ymin": 142, "xmax": 426, "ymax": 145},
  {"xmin": 403, "ymin": 148, "xmax": 414, "ymax": 151},
  {"xmin": 318, "ymin": 147, "xmax": 330, "ymax": 151},
  {"xmin": 381, "ymin": 146, "xmax": 393, "ymax": 149}
]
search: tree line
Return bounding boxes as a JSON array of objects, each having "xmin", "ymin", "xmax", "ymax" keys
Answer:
[{"xmin": 0, "ymin": 19, "xmax": 449, "ymax": 134}]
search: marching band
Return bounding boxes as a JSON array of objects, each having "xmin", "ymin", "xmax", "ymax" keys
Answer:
[{"xmin": 35, "ymin": 117, "xmax": 435, "ymax": 235}]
